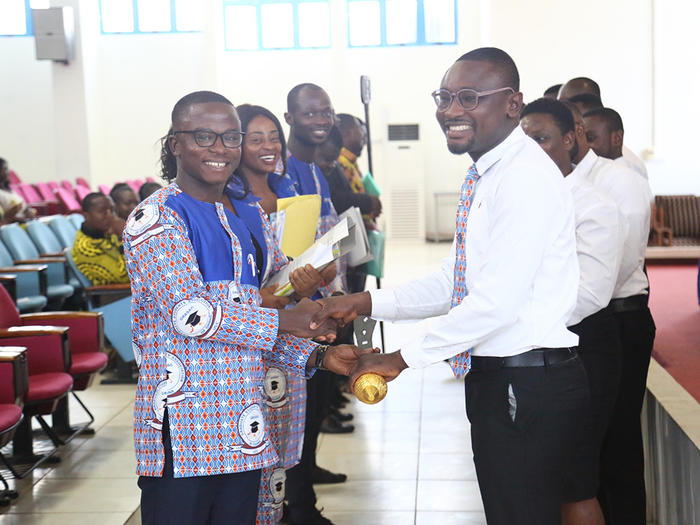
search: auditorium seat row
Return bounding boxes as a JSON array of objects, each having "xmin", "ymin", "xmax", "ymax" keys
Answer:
[{"xmin": 9, "ymin": 175, "xmax": 156, "ymax": 217}]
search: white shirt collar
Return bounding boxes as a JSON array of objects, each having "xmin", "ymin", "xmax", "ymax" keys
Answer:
[
  {"xmin": 568, "ymin": 148, "xmax": 599, "ymax": 185},
  {"xmin": 474, "ymin": 125, "xmax": 525, "ymax": 176}
]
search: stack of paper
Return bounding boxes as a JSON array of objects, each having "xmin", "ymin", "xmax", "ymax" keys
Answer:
[
  {"xmin": 339, "ymin": 207, "xmax": 373, "ymax": 267},
  {"xmin": 275, "ymin": 195, "xmax": 321, "ymax": 258},
  {"xmin": 265, "ymin": 218, "xmax": 352, "ymax": 297}
]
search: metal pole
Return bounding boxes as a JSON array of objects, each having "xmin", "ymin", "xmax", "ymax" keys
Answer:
[{"xmin": 360, "ymin": 75, "xmax": 385, "ymax": 352}]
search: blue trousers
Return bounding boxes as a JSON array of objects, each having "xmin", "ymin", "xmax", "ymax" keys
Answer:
[{"xmin": 139, "ymin": 412, "xmax": 262, "ymax": 525}]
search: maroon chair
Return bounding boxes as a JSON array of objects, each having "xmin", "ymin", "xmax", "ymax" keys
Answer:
[
  {"xmin": 54, "ymin": 187, "xmax": 81, "ymax": 214},
  {"xmin": 0, "ymin": 285, "xmax": 107, "ymax": 442},
  {"xmin": 0, "ymin": 288, "xmax": 73, "ymax": 475},
  {"xmin": 0, "ymin": 346, "xmax": 28, "ymax": 504}
]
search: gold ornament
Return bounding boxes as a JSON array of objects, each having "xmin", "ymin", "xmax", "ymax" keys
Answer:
[{"xmin": 353, "ymin": 373, "xmax": 388, "ymax": 404}]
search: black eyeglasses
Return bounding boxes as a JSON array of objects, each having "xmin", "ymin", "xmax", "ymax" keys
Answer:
[
  {"xmin": 431, "ymin": 87, "xmax": 515, "ymax": 111},
  {"xmin": 172, "ymin": 129, "xmax": 245, "ymax": 148}
]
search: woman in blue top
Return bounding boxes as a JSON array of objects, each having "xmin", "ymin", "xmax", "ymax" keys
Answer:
[
  {"xmin": 126, "ymin": 91, "xmax": 368, "ymax": 525},
  {"xmin": 232, "ymin": 103, "xmax": 335, "ymax": 525}
]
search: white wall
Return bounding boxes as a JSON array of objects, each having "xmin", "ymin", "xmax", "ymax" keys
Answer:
[{"xmin": 0, "ymin": 0, "xmax": 697, "ymax": 236}]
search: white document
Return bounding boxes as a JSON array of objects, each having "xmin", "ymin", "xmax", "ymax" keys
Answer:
[
  {"xmin": 339, "ymin": 207, "xmax": 373, "ymax": 267},
  {"xmin": 265, "ymin": 218, "xmax": 352, "ymax": 296}
]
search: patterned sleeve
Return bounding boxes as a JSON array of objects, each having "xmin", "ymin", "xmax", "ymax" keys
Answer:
[{"xmin": 123, "ymin": 202, "xmax": 279, "ymax": 354}]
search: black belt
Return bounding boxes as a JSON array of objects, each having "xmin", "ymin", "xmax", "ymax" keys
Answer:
[
  {"xmin": 609, "ymin": 294, "xmax": 648, "ymax": 313},
  {"xmin": 470, "ymin": 347, "xmax": 577, "ymax": 371}
]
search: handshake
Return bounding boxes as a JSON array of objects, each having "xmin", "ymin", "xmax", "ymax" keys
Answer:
[{"xmin": 277, "ymin": 292, "xmax": 408, "ymax": 385}]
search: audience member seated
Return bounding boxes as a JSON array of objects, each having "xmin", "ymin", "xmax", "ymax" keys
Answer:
[
  {"xmin": 109, "ymin": 182, "xmax": 139, "ymax": 236},
  {"xmin": 0, "ymin": 158, "xmax": 36, "ymax": 223},
  {"xmin": 71, "ymin": 193, "xmax": 129, "ymax": 286},
  {"xmin": 138, "ymin": 181, "xmax": 162, "ymax": 201},
  {"xmin": 583, "ymin": 107, "xmax": 640, "ymax": 175},
  {"xmin": 567, "ymin": 93, "xmax": 603, "ymax": 116}
]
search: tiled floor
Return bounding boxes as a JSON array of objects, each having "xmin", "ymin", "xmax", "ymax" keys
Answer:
[{"xmin": 0, "ymin": 241, "xmax": 487, "ymax": 524}]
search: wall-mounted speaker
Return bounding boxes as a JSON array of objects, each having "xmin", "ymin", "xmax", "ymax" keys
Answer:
[{"xmin": 32, "ymin": 7, "xmax": 75, "ymax": 63}]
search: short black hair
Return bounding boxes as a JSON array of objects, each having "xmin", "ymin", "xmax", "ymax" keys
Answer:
[
  {"xmin": 325, "ymin": 126, "xmax": 344, "ymax": 149},
  {"xmin": 139, "ymin": 182, "xmax": 162, "ymax": 201},
  {"xmin": 568, "ymin": 93, "xmax": 603, "ymax": 113},
  {"xmin": 81, "ymin": 192, "xmax": 109, "ymax": 212},
  {"xmin": 521, "ymin": 98, "xmax": 575, "ymax": 135},
  {"xmin": 336, "ymin": 113, "xmax": 359, "ymax": 134},
  {"xmin": 457, "ymin": 47, "xmax": 519, "ymax": 90},
  {"xmin": 171, "ymin": 90, "xmax": 233, "ymax": 127},
  {"xmin": 564, "ymin": 77, "xmax": 601, "ymax": 97},
  {"xmin": 543, "ymin": 84, "xmax": 562, "ymax": 97},
  {"xmin": 583, "ymin": 107, "xmax": 624, "ymax": 132},
  {"xmin": 287, "ymin": 83, "xmax": 323, "ymax": 113},
  {"xmin": 110, "ymin": 182, "xmax": 134, "ymax": 203}
]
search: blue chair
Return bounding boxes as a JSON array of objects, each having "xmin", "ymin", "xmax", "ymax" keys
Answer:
[
  {"xmin": 25, "ymin": 221, "xmax": 80, "ymax": 290},
  {"xmin": 65, "ymin": 250, "xmax": 134, "ymax": 380},
  {"xmin": 47, "ymin": 216, "xmax": 77, "ymax": 249},
  {"xmin": 0, "ymin": 225, "xmax": 74, "ymax": 308},
  {"xmin": 0, "ymin": 242, "xmax": 48, "ymax": 313},
  {"xmin": 68, "ymin": 214, "xmax": 84, "ymax": 230}
]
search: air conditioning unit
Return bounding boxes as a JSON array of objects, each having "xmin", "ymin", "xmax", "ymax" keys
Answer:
[
  {"xmin": 384, "ymin": 124, "xmax": 425, "ymax": 241},
  {"xmin": 32, "ymin": 7, "xmax": 75, "ymax": 63}
]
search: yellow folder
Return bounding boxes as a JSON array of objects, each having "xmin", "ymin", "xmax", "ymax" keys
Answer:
[{"xmin": 275, "ymin": 195, "xmax": 322, "ymax": 258}]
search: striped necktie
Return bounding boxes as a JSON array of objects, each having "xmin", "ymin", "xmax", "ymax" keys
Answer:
[{"xmin": 448, "ymin": 163, "xmax": 480, "ymax": 379}]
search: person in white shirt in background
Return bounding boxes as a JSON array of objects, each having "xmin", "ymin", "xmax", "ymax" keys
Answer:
[
  {"xmin": 309, "ymin": 47, "xmax": 590, "ymax": 525},
  {"xmin": 521, "ymin": 98, "xmax": 624, "ymax": 525},
  {"xmin": 558, "ymin": 77, "xmax": 648, "ymax": 179},
  {"xmin": 564, "ymin": 101, "xmax": 655, "ymax": 525}
]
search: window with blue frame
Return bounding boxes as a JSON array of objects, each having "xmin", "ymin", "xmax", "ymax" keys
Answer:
[
  {"xmin": 223, "ymin": 0, "xmax": 331, "ymax": 51},
  {"xmin": 347, "ymin": 0, "xmax": 457, "ymax": 47},
  {"xmin": 99, "ymin": 0, "xmax": 204, "ymax": 34},
  {"xmin": 0, "ymin": 0, "xmax": 49, "ymax": 36}
]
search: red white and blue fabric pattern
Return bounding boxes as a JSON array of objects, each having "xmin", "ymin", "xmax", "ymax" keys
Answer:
[
  {"xmin": 448, "ymin": 164, "xmax": 481, "ymax": 379},
  {"xmin": 124, "ymin": 183, "xmax": 316, "ymax": 479}
]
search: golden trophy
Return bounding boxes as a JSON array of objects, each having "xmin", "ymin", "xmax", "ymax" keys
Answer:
[
  {"xmin": 353, "ymin": 373, "xmax": 387, "ymax": 404},
  {"xmin": 352, "ymin": 316, "xmax": 387, "ymax": 404}
]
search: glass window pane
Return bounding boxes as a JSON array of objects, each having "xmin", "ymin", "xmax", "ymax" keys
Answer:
[
  {"xmin": 298, "ymin": 2, "xmax": 330, "ymax": 48},
  {"xmin": 348, "ymin": 1, "xmax": 380, "ymax": 46},
  {"xmin": 137, "ymin": 0, "xmax": 172, "ymax": 32},
  {"xmin": 30, "ymin": 0, "xmax": 50, "ymax": 8},
  {"xmin": 386, "ymin": 0, "xmax": 416, "ymax": 45},
  {"xmin": 101, "ymin": 0, "xmax": 134, "ymax": 33},
  {"xmin": 0, "ymin": 0, "xmax": 27, "ymax": 35},
  {"xmin": 224, "ymin": 5, "xmax": 258, "ymax": 50},
  {"xmin": 175, "ymin": 0, "xmax": 204, "ymax": 31},
  {"xmin": 261, "ymin": 3, "xmax": 294, "ymax": 49},
  {"xmin": 424, "ymin": 0, "xmax": 455, "ymax": 43}
]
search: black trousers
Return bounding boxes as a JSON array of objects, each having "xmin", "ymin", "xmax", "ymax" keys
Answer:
[
  {"xmin": 563, "ymin": 308, "xmax": 622, "ymax": 501},
  {"xmin": 598, "ymin": 307, "xmax": 655, "ymax": 525},
  {"xmin": 138, "ymin": 412, "xmax": 261, "ymax": 525},
  {"xmin": 465, "ymin": 353, "xmax": 589, "ymax": 525},
  {"xmin": 285, "ymin": 369, "xmax": 335, "ymax": 522}
]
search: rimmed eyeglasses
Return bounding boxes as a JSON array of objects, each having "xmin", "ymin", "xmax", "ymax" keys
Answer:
[
  {"xmin": 431, "ymin": 87, "xmax": 515, "ymax": 112},
  {"xmin": 172, "ymin": 129, "xmax": 245, "ymax": 149}
]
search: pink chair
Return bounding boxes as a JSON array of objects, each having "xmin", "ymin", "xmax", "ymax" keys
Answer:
[
  {"xmin": 8, "ymin": 171, "xmax": 20, "ymax": 185},
  {"xmin": 60, "ymin": 180, "xmax": 73, "ymax": 193},
  {"xmin": 126, "ymin": 180, "xmax": 141, "ymax": 193},
  {"xmin": 75, "ymin": 185, "xmax": 91, "ymax": 202},
  {"xmin": 145, "ymin": 177, "xmax": 156, "ymax": 183},
  {"xmin": 34, "ymin": 183, "xmax": 56, "ymax": 203},
  {"xmin": 75, "ymin": 177, "xmax": 90, "ymax": 189},
  {"xmin": 98, "ymin": 184, "xmax": 110, "ymax": 195},
  {"xmin": 54, "ymin": 188, "xmax": 81, "ymax": 214},
  {"xmin": 47, "ymin": 181, "xmax": 59, "ymax": 192},
  {"xmin": 17, "ymin": 185, "xmax": 58, "ymax": 216}
]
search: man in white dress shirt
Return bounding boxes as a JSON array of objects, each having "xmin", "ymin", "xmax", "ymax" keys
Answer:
[
  {"xmin": 558, "ymin": 78, "xmax": 648, "ymax": 179},
  {"xmin": 564, "ymin": 101, "xmax": 655, "ymax": 525},
  {"xmin": 521, "ymin": 98, "xmax": 624, "ymax": 525},
  {"xmin": 310, "ymin": 48, "xmax": 589, "ymax": 525}
]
